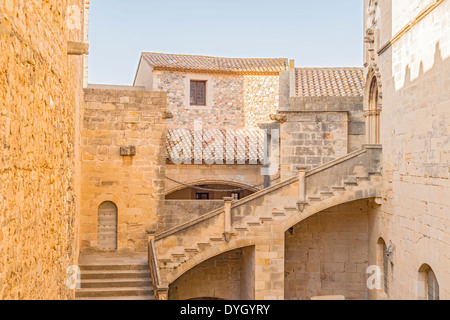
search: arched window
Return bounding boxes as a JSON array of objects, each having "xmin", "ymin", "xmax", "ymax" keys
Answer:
[
  {"xmin": 368, "ymin": 76, "xmax": 381, "ymax": 144},
  {"xmin": 98, "ymin": 201, "xmax": 118, "ymax": 250},
  {"xmin": 377, "ymin": 238, "xmax": 391, "ymax": 296},
  {"xmin": 419, "ymin": 264, "xmax": 440, "ymax": 300}
]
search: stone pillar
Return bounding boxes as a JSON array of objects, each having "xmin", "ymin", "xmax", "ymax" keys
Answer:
[
  {"xmin": 297, "ymin": 166, "xmax": 308, "ymax": 211},
  {"xmin": 223, "ymin": 197, "xmax": 233, "ymax": 235},
  {"xmin": 254, "ymin": 234, "xmax": 285, "ymax": 300}
]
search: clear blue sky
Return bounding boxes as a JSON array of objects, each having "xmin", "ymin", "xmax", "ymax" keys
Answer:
[{"xmin": 88, "ymin": 0, "xmax": 364, "ymax": 85}]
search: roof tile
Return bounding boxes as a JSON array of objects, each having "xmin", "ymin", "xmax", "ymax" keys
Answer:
[
  {"xmin": 142, "ymin": 53, "xmax": 289, "ymax": 75},
  {"xmin": 295, "ymin": 67, "xmax": 364, "ymax": 97}
]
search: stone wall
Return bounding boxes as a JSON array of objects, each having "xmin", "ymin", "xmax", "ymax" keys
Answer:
[
  {"xmin": 0, "ymin": 0, "xmax": 87, "ymax": 299},
  {"xmin": 290, "ymin": 96, "xmax": 365, "ymax": 153},
  {"xmin": 153, "ymin": 71, "xmax": 279, "ymax": 129},
  {"xmin": 244, "ymin": 75, "xmax": 280, "ymax": 128},
  {"xmin": 280, "ymin": 112, "xmax": 349, "ymax": 180},
  {"xmin": 81, "ymin": 88, "xmax": 167, "ymax": 252},
  {"xmin": 364, "ymin": 0, "xmax": 450, "ymax": 300},
  {"xmin": 162, "ymin": 200, "xmax": 224, "ymax": 232},
  {"xmin": 285, "ymin": 201, "xmax": 370, "ymax": 300}
]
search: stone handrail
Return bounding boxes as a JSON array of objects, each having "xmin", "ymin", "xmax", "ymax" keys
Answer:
[
  {"xmin": 148, "ymin": 239, "xmax": 168, "ymax": 299},
  {"xmin": 155, "ymin": 178, "xmax": 296, "ymax": 241},
  {"xmin": 154, "ymin": 144, "xmax": 382, "ymax": 241}
]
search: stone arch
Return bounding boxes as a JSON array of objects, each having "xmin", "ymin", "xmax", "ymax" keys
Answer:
[
  {"xmin": 165, "ymin": 188, "xmax": 380, "ymax": 285},
  {"xmin": 168, "ymin": 247, "xmax": 253, "ymax": 300},
  {"xmin": 364, "ymin": 68, "xmax": 383, "ymax": 144},
  {"xmin": 92, "ymin": 194, "xmax": 126, "ymax": 250},
  {"xmin": 166, "ymin": 240, "xmax": 260, "ymax": 285},
  {"xmin": 165, "ymin": 179, "xmax": 261, "ymax": 197},
  {"xmin": 281, "ymin": 187, "xmax": 380, "ymax": 232},
  {"xmin": 418, "ymin": 264, "xmax": 440, "ymax": 300}
]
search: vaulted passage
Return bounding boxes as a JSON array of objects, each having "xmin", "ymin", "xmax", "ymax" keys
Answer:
[
  {"xmin": 285, "ymin": 200, "xmax": 370, "ymax": 300},
  {"xmin": 169, "ymin": 247, "xmax": 255, "ymax": 300}
]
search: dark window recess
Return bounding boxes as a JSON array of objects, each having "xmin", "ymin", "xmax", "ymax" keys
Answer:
[
  {"xmin": 196, "ymin": 193, "xmax": 210, "ymax": 200},
  {"xmin": 190, "ymin": 81, "xmax": 206, "ymax": 106},
  {"xmin": 231, "ymin": 192, "xmax": 240, "ymax": 201}
]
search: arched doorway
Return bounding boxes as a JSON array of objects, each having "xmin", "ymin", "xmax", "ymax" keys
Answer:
[
  {"xmin": 97, "ymin": 201, "xmax": 118, "ymax": 250},
  {"xmin": 368, "ymin": 76, "xmax": 381, "ymax": 144}
]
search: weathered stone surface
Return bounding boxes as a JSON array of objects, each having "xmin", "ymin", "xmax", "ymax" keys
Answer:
[
  {"xmin": 364, "ymin": 0, "xmax": 450, "ymax": 300},
  {"xmin": 285, "ymin": 201, "xmax": 369, "ymax": 300},
  {"xmin": 153, "ymin": 71, "xmax": 279, "ymax": 129},
  {"xmin": 80, "ymin": 88, "xmax": 167, "ymax": 253},
  {"xmin": 0, "ymin": 0, "xmax": 88, "ymax": 300},
  {"xmin": 280, "ymin": 112, "xmax": 349, "ymax": 179}
]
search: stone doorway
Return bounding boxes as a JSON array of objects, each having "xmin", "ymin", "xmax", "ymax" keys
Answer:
[{"xmin": 97, "ymin": 201, "xmax": 118, "ymax": 250}]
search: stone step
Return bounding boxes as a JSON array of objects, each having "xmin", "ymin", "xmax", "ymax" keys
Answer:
[
  {"xmin": 79, "ymin": 264, "xmax": 148, "ymax": 272},
  {"xmin": 308, "ymin": 197, "xmax": 322, "ymax": 202},
  {"xmin": 260, "ymin": 217, "xmax": 274, "ymax": 222},
  {"xmin": 332, "ymin": 186, "xmax": 346, "ymax": 192},
  {"xmin": 247, "ymin": 221, "xmax": 261, "ymax": 227},
  {"xmin": 344, "ymin": 181, "xmax": 358, "ymax": 186},
  {"xmin": 80, "ymin": 270, "xmax": 151, "ymax": 280},
  {"xmin": 172, "ymin": 253, "xmax": 186, "ymax": 259},
  {"xmin": 80, "ymin": 278, "xmax": 152, "ymax": 289},
  {"xmin": 272, "ymin": 210, "xmax": 286, "ymax": 217},
  {"xmin": 210, "ymin": 237, "xmax": 224, "ymax": 242},
  {"xmin": 185, "ymin": 248, "xmax": 200, "ymax": 254},
  {"xmin": 158, "ymin": 256, "xmax": 173, "ymax": 264},
  {"xmin": 234, "ymin": 226, "xmax": 249, "ymax": 232},
  {"xmin": 75, "ymin": 287, "xmax": 154, "ymax": 298},
  {"xmin": 320, "ymin": 191, "xmax": 334, "ymax": 198},
  {"xmin": 197, "ymin": 242, "xmax": 211, "ymax": 249}
]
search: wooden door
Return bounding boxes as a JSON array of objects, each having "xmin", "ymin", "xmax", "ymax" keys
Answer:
[{"xmin": 97, "ymin": 201, "xmax": 118, "ymax": 250}]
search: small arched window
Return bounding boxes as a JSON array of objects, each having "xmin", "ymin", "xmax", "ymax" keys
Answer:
[{"xmin": 419, "ymin": 264, "xmax": 440, "ymax": 300}]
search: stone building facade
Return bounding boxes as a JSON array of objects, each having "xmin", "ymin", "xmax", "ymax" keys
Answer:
[
  {"xmin": 80, "ymin": 86, "xmax": 167, "ymax": 252},
  {"xmin": 0, "ymin": 0, "xmax": 89, "ymax": 299},
  {"xmin": 134, "ymin": 53, "xmax": 286, "ymax": 129},
  {"xmin": 363, "ymin": 0, "xmax": 449, "ymax": 300},
  {"xmin": 1, "ymin": 0, "xmax": 448, "ymax": 301}
]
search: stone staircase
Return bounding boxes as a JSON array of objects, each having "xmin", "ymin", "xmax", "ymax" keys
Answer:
[
  {"xmin": 75, "ymin": 253, "xmax": 155, "ymax": 300},
  {"xmin": 150, "ymin": 145, "xmax": 383, "ymax": 292}
]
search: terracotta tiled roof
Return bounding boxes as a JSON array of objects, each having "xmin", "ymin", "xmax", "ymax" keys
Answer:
[
  {"xmin": 295, "ymin": 68, "xmax": 363, "ymax": 97},
  {"xmin": 166, "ymin": 128, "xmax": 266, "ymax": 163},
  {"xmin": 142, "ymin": 52, "xmax": 289, "ymax": 75}
]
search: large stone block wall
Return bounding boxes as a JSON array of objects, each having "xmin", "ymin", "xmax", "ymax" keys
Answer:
[
  {"xmin": 81, "ymin": 88, "xmax": 167, "ymax": 252},
  {"xmin": 290, "ymin": 96, "xmax": 365, "ymax": 153},
  {"xmin": 162, "ymin": 200, "xmax": 224, "ymax": 232},
  {"xmin": 365, "ymin": 0, "xmax": 450, "ymax": 300},
  {"xmin": 285, "ymin": 201, "xmax": 370, "ymax": 300},
  {"xmin": 0, "ymin": 0, "xmax": 86, "ymax": 299},
  {"xmin": 153, "ymin": 71, "xmax": 280, "ymax": 129},
  {"xmin": 280, "ymin": 112, "xmax": 349, "ymax": 180}
]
